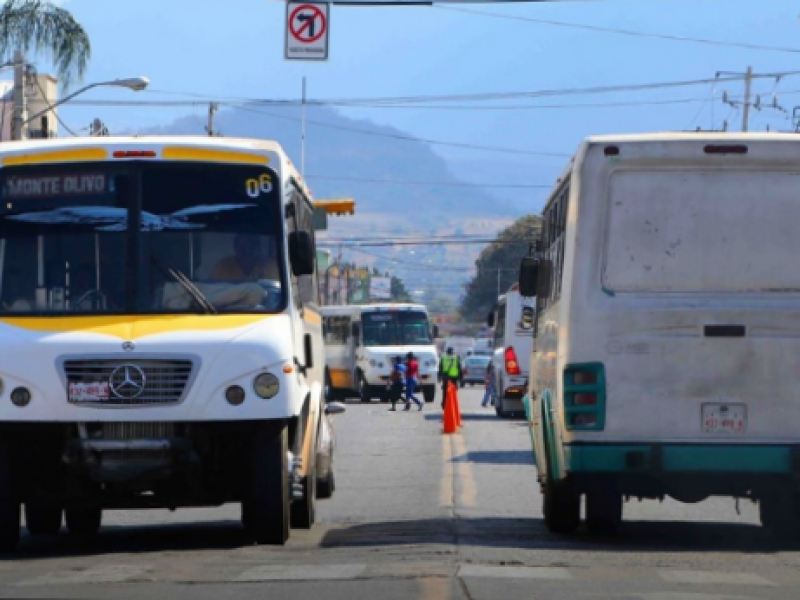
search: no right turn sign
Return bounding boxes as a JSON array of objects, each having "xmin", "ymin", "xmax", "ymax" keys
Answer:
[{"xmin": 285, "ymin": 2, "xmax": 330, "ymax": 61}]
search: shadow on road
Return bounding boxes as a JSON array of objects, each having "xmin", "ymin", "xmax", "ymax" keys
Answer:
[
  {"xmin": 5, "ymin": 519, "xmax": 249, "ymax": 561},
  {"xmin": 320, "ymin": 516, "xmax": 787, "ymax": 554},
  {"xmin": 454, "ymin": 450, "xmax": 535, "ymax": 466}
]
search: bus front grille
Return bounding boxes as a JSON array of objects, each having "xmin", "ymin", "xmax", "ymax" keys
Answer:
[{"xmin": 64, "ymin": 359, "xmax": 194, "ymax": 406}]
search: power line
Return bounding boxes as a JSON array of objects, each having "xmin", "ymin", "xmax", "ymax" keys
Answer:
[
  {"xmin": 306, "ymin": 173, "xmax": 551, "ymax": 188},
  {"xmin": 435, "ymin": 6, "xmax": 800, "ymax": 55},
  {"xmin": 319, "ymin": 238, "xmax": 537, "ymax": 247}
]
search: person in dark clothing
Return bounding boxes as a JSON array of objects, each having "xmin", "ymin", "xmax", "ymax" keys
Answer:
[{"xmin": 387, "ymin": 356, "xmax": 406, "ymax": 412}]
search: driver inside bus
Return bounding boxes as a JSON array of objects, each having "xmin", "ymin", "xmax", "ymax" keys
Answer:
[{"xmin": 213, "ymin": 233, "xmax": 279, "ymax": 281}]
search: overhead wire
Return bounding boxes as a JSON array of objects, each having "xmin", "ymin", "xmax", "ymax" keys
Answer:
[{"xmin": 434, "ymin": 6, "xmax": 800, "ymax": 55}]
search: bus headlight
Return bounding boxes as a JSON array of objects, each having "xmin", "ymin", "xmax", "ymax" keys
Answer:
[{"xmin": 254, "ymin": 373, "xmax": 280, "ymax": 399}]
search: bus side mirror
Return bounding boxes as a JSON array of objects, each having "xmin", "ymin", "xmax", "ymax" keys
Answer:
[
  {"xmin": 432, "ymin": 324, "xmax": 439, "ymax": 338},
  {"xmin": 519, "ymin": 258, "xmax": 539, "ymax": 297},
  {"xmin": 487, "ymin": 311, "xmax": 495, "ymax": 328},
  {"xmin": 289, "ymin": 231, "xmax": 315, "ymax": 276}
]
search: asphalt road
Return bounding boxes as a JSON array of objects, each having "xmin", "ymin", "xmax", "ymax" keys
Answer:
[{"xmin": 3, "ymin": 387, "xmax": 800, "ymax": 599}]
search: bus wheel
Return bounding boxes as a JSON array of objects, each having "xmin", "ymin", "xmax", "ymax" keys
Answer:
[
  {"xmin": 423, "ymin": 386, "xmax": 435, "ymax": 404},
  {"xmin": 0, "ymin": 444, "xmax": 20, "ymax": 552},
  {"xmin": 290, "ymin": 433, "xmax": 317, "ymax": 529},
  {"xmin": 359, "ymin": 377, "xmax": 371, "ymax": 403},
  {"xmin": 760, "ymin": 494, "xmax": 800, "ymax": 542},
  {"xmin": 243, "ymin": 422, "xmax": 290, "ymax": 545},
  {"xmin": 25, "ymin": 503, "xmax": 62, "ymax": 535},
  {"xmin": 543, "ymin": 478, "xmax": 580, "ymax": 534},
  {"xmin": 585, "ymin": 490, "xmax": 623, "ymax": 535},
  {"xmin": 65, "ymin": 507, "xmax": 102, "ymax": 537}
]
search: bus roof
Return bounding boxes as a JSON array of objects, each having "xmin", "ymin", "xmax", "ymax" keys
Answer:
[{"xmin": 0, "ymin": 135, "xmax": 314, "ymax": 200}]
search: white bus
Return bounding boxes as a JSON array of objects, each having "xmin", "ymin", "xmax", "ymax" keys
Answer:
[
  {"xmin": 0, "ymin": 136, "xmax": 345, "ymax": 551},
  {"xmin": 322, "ymin": 304, "xmax": 439, "ymax": 403},
  {"xmin": 521, "ymin": 133, "xmax": 800, "ymax": 538},
  {"xmin": 487, "ymin": 284, "xmax": 534, "ymax": 418}
]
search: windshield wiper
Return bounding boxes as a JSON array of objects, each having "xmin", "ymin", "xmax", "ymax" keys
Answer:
[{"xmin": 150, "ymin": 255, "xmax": 216, "ymax": 315}]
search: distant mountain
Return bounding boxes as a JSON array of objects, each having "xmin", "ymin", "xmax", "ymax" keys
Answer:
[{"xmin": 143, "ymin": 105, "xmax": 519, "ymax": 220}]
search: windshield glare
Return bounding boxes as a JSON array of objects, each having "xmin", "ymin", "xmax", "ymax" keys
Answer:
[
  {"xmin": 0, "ymin": 163, "xmax": 284, "ymax": 315},
  {"xmin": 362, "ymin": 310, "xmax": 432, "ymax": 346}
]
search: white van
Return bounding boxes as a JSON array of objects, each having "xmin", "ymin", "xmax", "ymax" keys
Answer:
[
  {"xmin": 473, "ymin": 338, "xmax": 493, "ymax": 357},
  {"xmin": 522, "ymin": 132, "xmax": 800, "ymax": 538},
  {"xmin": 323, "ymin": 304, "xmax": 439, "ymax": 403},
  {"xmin": 487, "ymin": 284, "xmax": 534, "ymax": 417}
]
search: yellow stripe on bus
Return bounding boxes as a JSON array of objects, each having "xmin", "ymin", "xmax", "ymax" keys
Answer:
[
  {"xmin": 162, "ymin": 147, "xmax": 269, "ymax": 165},
  {"xmin": 303, "ymin": 310, "xmax": 321, "ymax": 326},
  {"xmin": 0, "ymin": 314, "xmax": 271, "ymax": 339},
  {"xmin": 2, "ymin": 148, "xmax": 109, "ymax": 166}
]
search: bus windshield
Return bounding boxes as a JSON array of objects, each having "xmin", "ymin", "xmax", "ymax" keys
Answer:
[
  {"xmin": 0, "ymin": 162, "xmax": 284, "ymax": 315},
  {"xmin": 362, "ymin": 310, "xmax": 432, "ymax": 346}
]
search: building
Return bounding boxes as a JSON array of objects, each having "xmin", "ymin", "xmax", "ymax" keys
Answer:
[{"xmin": 0, "ymin": 73, "xmax": 59, "ymax": 141}]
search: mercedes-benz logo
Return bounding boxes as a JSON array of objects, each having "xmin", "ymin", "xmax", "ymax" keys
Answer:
[
  {"xmin": 109, "ymin": 364, "xmax": 146, "ymax": 399},
  {"xmin": 122, "ymin": 341, "xmax": 135, "ymax": 352}
]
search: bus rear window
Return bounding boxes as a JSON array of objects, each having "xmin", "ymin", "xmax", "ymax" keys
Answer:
[{"xmin": 603, "ymin": 170, "xmax": 800, "ymax": 294}]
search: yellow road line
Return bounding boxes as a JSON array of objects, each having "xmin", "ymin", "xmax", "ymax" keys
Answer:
[
  {"xmin": 418, "ymin": 577, "xmax": 451, "ymax": 600},
  {"xmin": 453, "ymin": 433, "xmax": 477, "ymax": 508},
  {"xmin": 439, "ymin": 434, "xmax": 454, "ymax": 508}
]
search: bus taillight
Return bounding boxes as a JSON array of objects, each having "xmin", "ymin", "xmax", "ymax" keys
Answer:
[{"xmin": 504, "ymin": 346, "xmax": 521, "ymax": 375}]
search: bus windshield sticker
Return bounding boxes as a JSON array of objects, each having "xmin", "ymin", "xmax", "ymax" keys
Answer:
[{"xmin": 4, "ymin": 174, "xmax": 108, "ymax": 199}]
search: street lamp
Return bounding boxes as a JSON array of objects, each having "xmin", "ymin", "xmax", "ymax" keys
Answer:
[{"xmin": 20, "ymin": 76, "xmax": 150, "ymax": 133}]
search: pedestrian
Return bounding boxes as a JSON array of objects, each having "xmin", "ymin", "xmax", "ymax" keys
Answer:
[
  {"xmin": 405, "ymin": 352, "xmax": 423, "ymax": 411},
  {"xmin": 387, "ymin": 356, "xmax": 406, "ymax": 412},
  {"xmin": 481, "ymin": 362, "xmax": 494, "ymax": 407},
  {"xmin": 438, "ymin": 347, "xmax": 462, "ymax": 409}
]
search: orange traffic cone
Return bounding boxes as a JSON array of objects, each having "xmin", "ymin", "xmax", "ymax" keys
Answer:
[
  {"xmin": 443, "ymin": 383, "xmax": 457, "ymax": 434},
  {"xmin": 452, "ymin": 383, "xmax": 462, "ymax": 428}
]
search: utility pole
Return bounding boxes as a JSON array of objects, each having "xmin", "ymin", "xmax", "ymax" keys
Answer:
[
  {"xmin": 205, "ymin": 102, "xmax": 218, "ymax": 137},
  {"xmin": 11, "ymin": 50, "xmax": 25, "ymax": 141},
  {"xmin": 742, "ymin": 65, "xmax": 753, "ymax": 132}
]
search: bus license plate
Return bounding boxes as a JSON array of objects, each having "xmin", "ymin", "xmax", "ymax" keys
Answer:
[
  {"xmin": 702, "ymin": 403, "xmax": 747, "ymax": 434},
  {"xmin": 69, "ymin": 381, "xmax": 110, "ymax": 403}
]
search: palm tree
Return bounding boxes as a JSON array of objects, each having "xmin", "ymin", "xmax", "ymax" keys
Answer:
[{"xmin": 0, "ymin": 0, "xmax": 90, "ymax": 88}]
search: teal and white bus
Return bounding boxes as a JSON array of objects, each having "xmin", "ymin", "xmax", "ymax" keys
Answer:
[{"xmin": 521, "ymin": 133, "xmax": 800, "ymax": 538}]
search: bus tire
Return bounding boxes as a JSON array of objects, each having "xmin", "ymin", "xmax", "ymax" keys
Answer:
[
  {"xmin": 359, "ymin": 376, "xmax": 371, "ymax": 403},
  {"xmin": 543, "ymin": 478, "xmax": 580, "ymax": 534},
  {"xmin": 317, "ymin": 469, "xmax": 335, "ymax": 499},
  {"xmin": 0, "ymin": 444, "xmax": 20, "ymax": 552},
  {"xmin": 760, "ymin": 493, "xmax": 800, "ymax": 541},
  {"xmin": 243, "ymin": 422, "xmax": 290, "ymax": 545},
  {"xmin": 290, "ymin": 427, "xmax": 317, "ymax": 529},
  {"xmin": 423, "ymin": 386, "xmax": 435, "ymax": 404},
  {"xmin": 585, "ymin": 490, "xmax": 623, "ymax": 536},
  {"xmin": 25, "ymin": 503, "xmax": 62, "ymax": 536},
  {"xmin": 542, "ymin": 425, "xmax": 579, "ymax": 534},
  {"xmin": 65, "ymin": 507, "xmax": 102, "ymax": 537}
]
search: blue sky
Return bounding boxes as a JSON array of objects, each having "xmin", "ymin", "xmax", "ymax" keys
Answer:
[{"xmin": 22, "ymin": 0, "xmax": 800, "ymax": 211}]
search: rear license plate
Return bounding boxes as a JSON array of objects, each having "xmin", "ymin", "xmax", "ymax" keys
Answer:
[
  {"xmin": 69, "ymin": 381, "xmax": 110, "ymax": 403},
  {"xmin": 702, "ymin": 403, "xmax": 747, "ymax": 434}
]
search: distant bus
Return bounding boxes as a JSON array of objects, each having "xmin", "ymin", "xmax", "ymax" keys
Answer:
[
  {"xmin": 521, "ymin": 133, "xmax": 800, "ymax": 539},
  {"xmin": 323, "ymin": 304, "xmax": 439, "ymax": 403}
]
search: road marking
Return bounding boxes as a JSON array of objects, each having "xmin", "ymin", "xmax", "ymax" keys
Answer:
[
  {"xmin": 459, "ymin": 565, "xmax": 573, "ymax": 580},
  {"xmin": 419, "ymin": 576, "xmax": 452, "ymax": 600},
  {"xmin": 236, "ymin": 563, "xmax": 366, "ymax": 581},
  {"xmin": 440, "ymin": 434, "xmax": 454, "ymax": 508},
  {"xmin": 639, "ymin": 593, "xmax": 758, "ymax": 600},
  {"xmin": 452, "ymin": 433, "xmax": 477, "ymax": 508},
  {"xmin": 659, "ymin": 570, "xmax": 776, "ymax": 586},
  {"xmin": 18, "ymin": 565, "xmax": 148, "ymax": 586}
]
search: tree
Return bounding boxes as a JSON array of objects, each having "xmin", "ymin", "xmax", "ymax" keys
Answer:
[
  {"xmin": 459, "ymin": 214, "xmax": 542, "ymax": 320},
  {"xmin": 390, "ymin": 275, "xmax": 411, "ymax": 302},
  {"xmin": 0, "ymin": 0, "xmax": 91, "ymax": 87}
]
